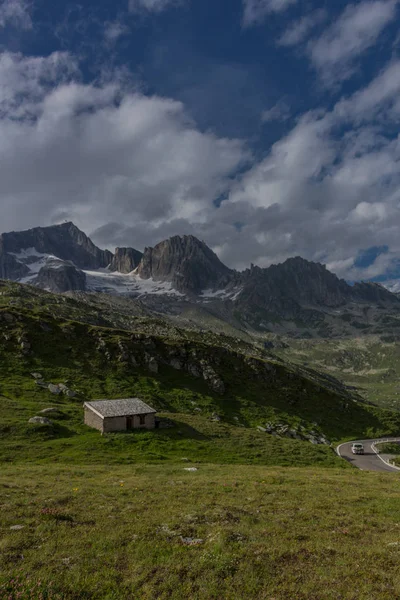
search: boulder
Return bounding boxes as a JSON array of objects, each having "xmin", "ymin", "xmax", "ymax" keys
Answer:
[
  {"xmin": 170, "ymin": 358, "xmax": 182, "ymax": 370},
  {"xmin": 48, "ymin": 384, "xmax": 61, "ymax": 395},
  {"xmin": 148, "ymin": 357, "xmax": 159, "ymax": 374},
  {"xmin": 211, "ymin": 413, "xmax": 222, "ymax": 422},
  {"xmin": 187, "ymin": 363, "xmax": 201, "ymax": 378},
  {"xmin": 180, "ymin": 537, "xmax": 204, "ymax": 546},
  {"xmin": 29, "ymin": 416, "xmax": 53, "ymax": 425},
  {"xmin": 31, "ymin": 372, "xmax": 43, "ymax": 380},
  {"xmin": 200, "ymin": 360, "xmax": 225, "ymax": 394}
]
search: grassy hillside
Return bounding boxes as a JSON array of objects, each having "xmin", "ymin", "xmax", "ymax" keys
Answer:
[
  {"xmin": 1, "ymin": 281, "xmax": 400, "ymax": 467},
  {"xmin": 2, "ymin": 463, "xmax": 400, "ymax": 599},
  {"xmin": 3, "ymin": 281, "xmax": 400, "ymax": 599},
  {"xmin": 277, "ymin": 336, "xmax": 400, "ymax": 411}
]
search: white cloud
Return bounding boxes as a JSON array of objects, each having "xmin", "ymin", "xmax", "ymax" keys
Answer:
[
  {"xmin": 0, "ymin": 0, "xmax": 32, "ymax": 30},
  {"xmin": 128, "ymin": 0, "xmax": 182, "ymax": 13},
  {"xmin": 220, "ymin": 57, "xmax": 400, "ymax": 278},
  {"xmin": 334, "ymin": 60, "xmax": 400, "ymax": 122},
  {"xmin": 261, "ymin": 100, "xmax": 290, "ymax": 122},
  {"xmin": 0, "ymin": 50, "xmax": 249, "ymax": 252},
  {"xmin": 104, "ymin": 21, "xmax": 129, "ymax": 44},
  {"xmin": 3, "ymin": 45, "xmax": 400, "ymax": 282},
  {"xmin": 278, "ymin": 9, "xmax": 327, "ymax": 47},
  {"xmin": 243, "ymin": 0, "xmax": 297, "ymax": 27},
  {"xmin": 0, "ymin": 52, "xmax": 78, "ymax": 118},
  {"xmin": 308, "ymin": 0, "xmax": 398, "ymax": 86}
]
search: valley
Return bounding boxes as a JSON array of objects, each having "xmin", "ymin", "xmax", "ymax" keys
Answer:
[{"xmin": 2, "ymin": 224, "xmax": 400, "ymax": 598}]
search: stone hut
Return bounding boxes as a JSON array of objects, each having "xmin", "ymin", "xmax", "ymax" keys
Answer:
[{"xmin": 84, "ymin": 398, "xmax": 156, "ymax": 433}]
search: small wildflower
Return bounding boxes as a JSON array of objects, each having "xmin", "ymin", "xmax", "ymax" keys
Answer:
[{"xmin": 73, "ymin": 488, "xmax": 79, "ymax": 492}]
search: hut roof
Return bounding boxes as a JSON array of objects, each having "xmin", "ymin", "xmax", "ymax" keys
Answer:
[{"xmin": 84, "ymin": 398, "xmax": 156, "ymax": 419}]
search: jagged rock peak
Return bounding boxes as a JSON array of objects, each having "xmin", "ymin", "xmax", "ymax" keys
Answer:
[
  {"xmin": 110, "ymin": 247, "xmax": 143, "ymax": 274},
  {"xmin": 137, "ymin": 234, "xmax": 233, "ymax": 293},
  {"xmin": 0, "ymin": 222, "xmax": 113, "ymax": 271}
]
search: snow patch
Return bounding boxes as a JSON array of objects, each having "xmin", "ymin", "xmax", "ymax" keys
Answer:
[
  {"xmin": 384, "ymin": 280, "xmax": 400, "ymax": 294},
  {"xmin": 201, "ymin": 287, "xmax": 243, "ymax": 301},
  {"xmin": 84, "ymin": 269, "xmax": 184, "ymax": 297},
  {"xmin": 10, "ymin": 248, "xmax": 67, "ymax": 283}
]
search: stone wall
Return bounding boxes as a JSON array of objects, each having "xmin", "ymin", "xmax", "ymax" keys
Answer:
[
  {"xmin": 103, "ymin": 416, "xmax": 127, "ymax": 433},
  {"xmin": 85, "ymin": 411, "xmax": 156, "ymax": 433},
  {"xmin": 133, "ymin": 413, "xmax": 156, "ymax": 430},
  {"xmin": 84, "ymin": 407, "xmax": 104, "ymax": 432}
]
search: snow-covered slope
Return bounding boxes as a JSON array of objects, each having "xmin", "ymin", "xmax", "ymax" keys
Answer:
[
  {"xmin": 10, "ymin": 248, "xmax": 68, "ymax": 284},
  {"xmin": 84, "ymin": 269, "xmax": 184, "ymax": 297},
  {"xmin": 9, "ymin": 248, "xmax": 185, "ymax": 297}
]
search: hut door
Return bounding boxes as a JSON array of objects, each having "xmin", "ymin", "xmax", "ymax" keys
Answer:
[{"xmin": 126, "ymin": 416, "xmax": 133, "ymax": 430}]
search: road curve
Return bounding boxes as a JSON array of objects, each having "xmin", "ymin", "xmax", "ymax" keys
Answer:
[{"xmin": 337, "ymin": 439, "xmax": 400, "ymax": 472}]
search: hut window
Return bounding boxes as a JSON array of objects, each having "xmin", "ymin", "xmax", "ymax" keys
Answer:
[{"xmin": 139, "ymin": 414, "xmax": 146, "ymax": 425}]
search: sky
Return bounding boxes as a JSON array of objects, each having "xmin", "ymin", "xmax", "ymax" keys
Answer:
[{"xmin": 1, "ymin": 0, "xmax": 400, "ymax": 281}]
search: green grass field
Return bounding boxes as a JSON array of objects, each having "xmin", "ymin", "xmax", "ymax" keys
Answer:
[
  {"xmin": 2, "ymin": 464, "xmax": 400, "ymax": 599},
  {"xmin": 3, "ymin": 282, "xmax": 400, "ymax": 598}
]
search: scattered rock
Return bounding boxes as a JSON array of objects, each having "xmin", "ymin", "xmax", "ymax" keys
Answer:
[
  {"xmin": 35, "ymin": 380, "xmax": 48, "ymax": 388},
  {"xmin": 200, "ymin": 360, "xmax": 225, "ymax": 394},
  {"xmin": 170, "ymin": 358, "xmax": 182, "ymax": 370},
  {"xmin": 48, "ymin": 384, "xmax": 61, "ymax": 395},
  {"xmin": 187, "ymin": 363, "xmax": 201, "ymax": 378},
  {"xmin": 147, "ymin": 357, "xmax": 159, "ymax": 374},
  {"xmin": 29, "ymin": 416, "xmax": 53, "ymax": 425},
  {"xmin": 211, "ymin": 413, "xmax": 222, "ymax": 422},
  {"xmin": 40, "ymin": 408, "xmax": 63, "ymax": 415},
  {"xmin": 10, "ymin": 525, "xmax": 24, "ymax": 530},
  {"xmin": 183, "ymin": 467, "xmax": 198, "ymax": 472},
  {"xmin": 64, "ymin": 389, "xmax": 77, "ymax": 398},
  {"xmin": 257, "ymin": 426, "xmax": 267, "ymax": 433},
  {"xmin": 31, "ymin": 372, "xmax": 43, "ymax": 380},
  {"xmin": 180, "ymin": 537, "xmax": 204, "ymax": 546}
]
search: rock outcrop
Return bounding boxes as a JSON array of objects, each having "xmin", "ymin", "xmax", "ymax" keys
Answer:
[
  {"xmin": 137, "ymin": 235, "xmax": 233, "ymax": 294},
  {"xmin": 35, "ymin": 264, "xmax": 87, "ymax": 293},
  {"xmin": 109, "ymin": 247, "xmax": 143, "ymax": 274}
]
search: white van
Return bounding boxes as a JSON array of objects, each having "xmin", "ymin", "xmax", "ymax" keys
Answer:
[{"xmin": 351, "ymin": 443, "xmax": 364, "ymax": 455}]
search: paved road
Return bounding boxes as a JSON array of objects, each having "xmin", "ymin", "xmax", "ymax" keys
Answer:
[{"xmin": 337, "ymin": 439, "xmax": 400, "ymax": 472}]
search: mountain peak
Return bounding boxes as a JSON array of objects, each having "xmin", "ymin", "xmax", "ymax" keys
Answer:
[
  {"xmin": 137, "ymin": 234, "xmax": 232, "ymax": 293},
  {"xmin": 0, "ymin": 222, "xmax": 113, "ymax": 276}
]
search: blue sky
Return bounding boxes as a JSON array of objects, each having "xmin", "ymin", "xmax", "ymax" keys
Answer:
[{"xmin": 1, "ymin": 0, "xmax": 400, "ymax": 282}]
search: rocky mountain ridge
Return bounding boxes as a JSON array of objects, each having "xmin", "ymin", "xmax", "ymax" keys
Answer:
[{"xmin": 1, "ymin": 222, "xmax": 400, "ymax": 337}]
